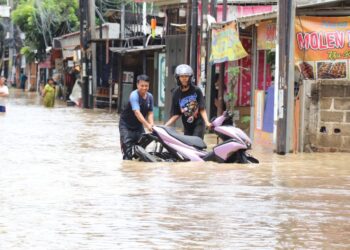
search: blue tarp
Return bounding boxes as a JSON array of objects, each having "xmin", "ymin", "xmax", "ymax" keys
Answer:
[{"xmin": 262, "ymin": 85, "xmax": 274, "ymax": 133}]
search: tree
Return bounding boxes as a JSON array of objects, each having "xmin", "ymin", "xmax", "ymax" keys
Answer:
[{"xmin": 11, "ymin": 0, "xmax": 79, "ymax": 61}]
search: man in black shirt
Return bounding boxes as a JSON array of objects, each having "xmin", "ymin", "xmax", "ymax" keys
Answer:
[
  {"xmin": 119, "ymin": 74, "xmax": 154, "ymax": 160},
  {"xmin": 165, "ymin": 64, "xmax": 211, "ymax": 139}
]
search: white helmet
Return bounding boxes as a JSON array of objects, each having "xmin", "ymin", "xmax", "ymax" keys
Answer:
[
  {"xmin": 174, "ymin": 64, "xmax": 194, "ymax": 86},
  {"xmin": 175, "ymin": 64, "xmax": 193, "ymax": 77}
]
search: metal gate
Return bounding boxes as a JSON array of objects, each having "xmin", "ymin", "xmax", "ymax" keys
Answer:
[{"xmin": 164, "ymin": 35, "xmax": 186, "ymax": 120}]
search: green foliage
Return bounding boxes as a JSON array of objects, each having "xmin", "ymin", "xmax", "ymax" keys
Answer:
[
  {"xmin": 224, "ymin": 66, "xmax": 241, "ymax": 113},
  {"xmin": 240, "ymin": 115, "xmax": 251, "ymax": 124},
  {"xmin": 12, "ymin": 0, "xmax": 79, "ymax": 61},
  {"xmin": 266, "ymin": 50, "xmax": 275, "ymax": 69},
  {"xmin": 225, "ymin": 65, "xmax": 250, "ymax": 115},
  {"xmin": 12, "ymin": 3, "xmax": 36, "ymax": 34},
  {"xmin": 228, "ymin": 66, "xmax": 240, "ymax": 78},
  {"xmin": 20, "ymin": 46, "xmax": 36, "ymax": 63}
]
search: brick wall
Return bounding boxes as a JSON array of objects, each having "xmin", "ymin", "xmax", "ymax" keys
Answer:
[{"xmin": 306, "ymin": 80, "xmax": 350, "ymax": 152}]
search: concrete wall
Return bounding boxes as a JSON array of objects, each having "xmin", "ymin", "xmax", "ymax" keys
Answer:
[{"xmin": 304, "ymin": 80, "xmax": 350, "ymax": 152}]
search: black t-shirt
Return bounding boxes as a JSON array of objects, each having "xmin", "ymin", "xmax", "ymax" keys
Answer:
[
  {"xmin": 170, "ymin": 85, "xmax": 205, "ymax": 130},
  {"xmin": 120, "ymin": 90, "xmax": 153, "ymax": 130}
]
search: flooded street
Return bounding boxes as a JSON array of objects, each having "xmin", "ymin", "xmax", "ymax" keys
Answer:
[{"xmin": 1, "ymin": 90, "xmax": 350, "ymax": 249}]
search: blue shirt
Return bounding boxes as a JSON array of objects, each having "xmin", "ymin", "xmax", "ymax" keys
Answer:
[{"xmin": 120, "ymin": 90, "xmax": 153, "ymax": 130}]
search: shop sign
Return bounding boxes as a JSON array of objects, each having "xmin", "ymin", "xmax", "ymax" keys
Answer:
[
  {"xmin": 295, "ymin": 16, "xmax": 350, "ymax": 80},
  {"xmin": 210, "ymin": 22, "xmax": 248, "ymax": 64},
  {"xmin": 257, "ymin": 21, "xmax": 276, "ymax": 50}
]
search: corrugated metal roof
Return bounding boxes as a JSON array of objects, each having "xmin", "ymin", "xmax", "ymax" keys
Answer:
[
  {"xmin": 109, "ymin": 45, "xmax": 165, "ymax": 54},
  {"xmin": 137, "ymin": 0, "xmax": 342, "ymax": 7},
  {"xmin": 296, "ymin": 0, "xmax": 343, "ymax": 7},
  {"xmin": 217, "ymin": 0, "xmax": 344, "ymax": 24},
  {"xmin": 236, "ymin": 10, "xmax": 277, "ymax": 23},
  {"xmin": 137, "ymin": 0, "xmax": 277, "ymax": 6},
  {"xmin": 216, "ymin": 0, "xmax": 277, "ymax": 3}
]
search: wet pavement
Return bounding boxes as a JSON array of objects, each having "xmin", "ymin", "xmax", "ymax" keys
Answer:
[{"xmin": 1, "ymin": 89, "xmax": 350, "ymax": 249}]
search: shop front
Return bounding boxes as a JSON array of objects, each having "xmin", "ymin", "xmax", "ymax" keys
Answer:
[
  {"xmin": 207, "ymin": 14, "xmax": 277, "ymax": 150},
  {"xmin": 295, "ymin": 16, "xmax": 350, "ymax": 152},
  {"xmin": 109, "ymin": 45, "xmax": 165, "ymax": 117}
]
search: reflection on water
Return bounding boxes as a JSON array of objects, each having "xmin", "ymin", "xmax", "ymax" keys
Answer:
[{"xmin": 1, "ymin": 90, "xmax": 349, "ymax": 249}]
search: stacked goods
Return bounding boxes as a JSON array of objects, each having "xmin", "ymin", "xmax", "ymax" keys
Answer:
[
  {"xmin": 299, "ymin": 61, "xmax": 314, "ymax": 79},
  {"xmin": 329, "ymin": 62, "xmax": 346, "ymax": 79},
  {"xmin": 317, "ymin": 61, "xmax": 346, "ymax": 79},
  {"xmin": 317, "ymin": 62, "xmax": 333, "ymax": 79}
]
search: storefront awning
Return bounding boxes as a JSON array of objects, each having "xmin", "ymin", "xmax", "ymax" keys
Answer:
[
  {"xmin": 109, "ymin": 45, "xmax": 165, "ymax": 54},
  {"xmin": 236, "ymin": 10, "xmax": 277, "ymax": 24}
]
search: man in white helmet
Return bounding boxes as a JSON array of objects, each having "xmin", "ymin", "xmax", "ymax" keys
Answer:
[{"xmin": 165, "ymin": 64, "xmax": 211, "ymax": 139}]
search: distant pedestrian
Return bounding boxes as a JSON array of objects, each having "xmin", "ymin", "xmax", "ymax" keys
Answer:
[
  {"xmin": 0, "ymin": 76, "xmax": 9, "ymax": 113},
  {"xmin": 42, "ymin": 78, "xmax": 56, "ymax": 107},
  {"xmin": 20, "ymin": 71, "xmax": 27, "ymax": 91}
]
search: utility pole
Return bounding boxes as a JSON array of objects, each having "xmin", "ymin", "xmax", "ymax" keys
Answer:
[
  {"xmin": 88, "ymin": 0, "xmax": 97, "ymax": 109},
  {"xmin": 200, "ymin": 0, "xmax": 208, "ymax": 87},
  {"xmin": 250, "ymin": 25, "xmax": 258, "ymax": 141},
  {"xmin": 142, "ymin": 2, "xmax": 147, "ymax": 35},
  {"xmin": 79, "ymin": 0, "xmax": 96, "ymax": 109},
  {"xmin": 276, "ymin": 0, "xmax": 295, "ymax": 154},
  {"xmin": 142, "ymin": 2, "xmax": 147, "ymax": 74},
  {"xmin": 190, "ymin": 0, "xmax": 198, "ymax": 78},
  {"xmin": 5, "ymin": 0, "xmax": 15, "ymax": 84},
  {"xmin": 99, "ymin": 0, "xmax": 103, "ymax": 100},
  {"xmin": 218, "ymin": 0, "xmax": 227, "ymax": 116},
  {"xmin": 206, "ymin": 0, "xmax": 217, "ymax": 119},
  {"xmin": 79, "ymin": 0, "xmax": 89, "ymax": 108},
  {"xmin": 121, "ymin": 3, "xmax": 125, "ymax": 40},
  {"xmin": 184, "ymin": 0, "xmax": 192, "ymax": 65}
]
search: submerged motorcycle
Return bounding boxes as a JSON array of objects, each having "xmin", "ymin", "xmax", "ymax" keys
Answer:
[{"xmin": 134, "ymin": 111, "xmax": 259, "ymax": 163}]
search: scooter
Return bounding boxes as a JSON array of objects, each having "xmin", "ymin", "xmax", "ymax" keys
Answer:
[{"xmin": 134, "ymin": 111, "xmax": 259, "ymax": 164}]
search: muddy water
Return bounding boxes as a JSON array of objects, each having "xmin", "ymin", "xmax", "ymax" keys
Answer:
[{"xmin": 0, "ymin": 90, "xmax": 349, "ymax": 249}]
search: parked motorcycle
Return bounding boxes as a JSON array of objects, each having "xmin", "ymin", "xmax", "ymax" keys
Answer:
[{"xmin": 134, "ymin": 111, "xmax": 259, "ymax": 164}]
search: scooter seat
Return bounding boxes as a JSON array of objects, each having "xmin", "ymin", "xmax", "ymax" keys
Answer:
[{"xmin": 159, "ymin": 126, "xmax": 207, "ymax": 149}]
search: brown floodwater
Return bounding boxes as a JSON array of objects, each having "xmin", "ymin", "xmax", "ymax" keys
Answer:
[{"xmin": 0, "ymin": 89, "xmax": 349, "ymax": 249}]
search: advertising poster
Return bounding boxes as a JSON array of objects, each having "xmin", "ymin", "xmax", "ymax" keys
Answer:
[
  {"xmin": 210, "ymin": 21, "xmax": 248, "ymax": 64},
  {"xmin": 257, "ymin": 21, "xmax": 277, "ymax": 50},
  {"xmin": 295, "ymin": 16, "xmax": 350, "ymax": 80}
]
